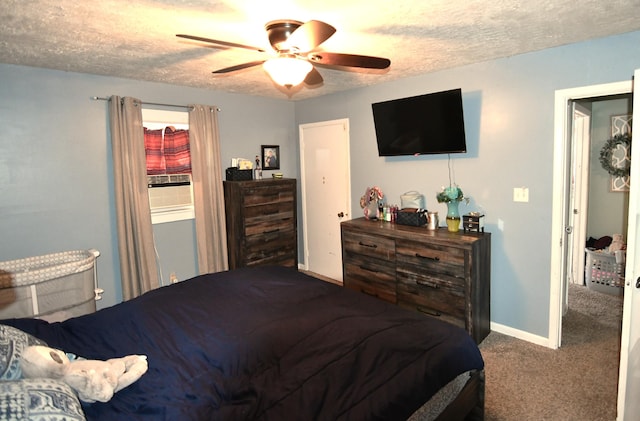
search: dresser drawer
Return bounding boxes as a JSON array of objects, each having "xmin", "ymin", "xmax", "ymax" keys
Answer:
[
  {"xmin": 245, "ymin": 213, "xmax": 295, "ymax": 237},
  {"xmin": 397, "ymin": 297, "xmax": 465, "ymax": 330},
  {"xmin": 243, "ymin": 184, "xmax": 294, "ymax": 206},
  {"xmin": 344, "ymin": 277, "xmax": 396, "ymax": 303},
  {"xmin": 396, "ymin": 261, "xmax": 467, "ymax": 328},
  {"xmin": 244, "ymin": 249, "xmax": 296, "ymax": 267},
  {"xmin": 245, "ymin": 227, "xmax": 295, "ymax": 249},
  {"xmin": 344, "ymin": 259, "xmax": 396, "ymax": 303},
  {"xmin": 342, "ymin": 230, "xmax": 395, "ymax": 261},
  {"xmin": 245, "ymin": 201, "xmax": 294, "ymax": 220},
  {"xmin": 396, "ymin": 267, "xmax": 465, "ymax": 295},
  {"xmin": 396, "ymin": 240, "xmax": 466, "ymax": 279}
]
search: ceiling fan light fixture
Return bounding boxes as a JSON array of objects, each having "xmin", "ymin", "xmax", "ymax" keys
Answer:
[
  {"xmin": 263, "ymin": 57, "xmax": 313, "ymax": 87},
  {"xmin": 179, "ymin": 19, "xmax": 388, "ymax": 93}
]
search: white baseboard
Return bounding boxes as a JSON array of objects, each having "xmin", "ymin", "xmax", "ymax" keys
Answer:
[{"xmin": 490, "ymin": 322, "xmax": 553, "ymax": 349}]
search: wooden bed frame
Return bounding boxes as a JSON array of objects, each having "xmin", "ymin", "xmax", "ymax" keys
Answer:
[{"xmin": 435, "ymin": 370, "xmax": 485, "ymax": 421}]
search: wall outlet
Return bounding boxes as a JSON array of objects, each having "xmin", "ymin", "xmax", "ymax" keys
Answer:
[{"xmin": 170, "ymin": 272, "xmax": 178, "ymax": 283}]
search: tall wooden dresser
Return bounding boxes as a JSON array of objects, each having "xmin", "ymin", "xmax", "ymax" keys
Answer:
[
  {"xmin": 341, "ymin": 217, "xmax": 490, "ymax": 344},
  {"xmin": 223, "ymin": 179, "xmax": 297, "ymax": 269}
]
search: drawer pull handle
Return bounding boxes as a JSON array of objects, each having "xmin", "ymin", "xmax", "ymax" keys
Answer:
[
  {"xmin": 358, "ymin": 241, "xmax": 378, "ymax": 249},
  {"xmin": 416, "ymin": 280, "xmax": 439, "ymax": 289},
  {"xmin": 361, "ymin": 289, "xmax": 378, "ymax": 298},
  {"xmin": 264, "ymin": 228, "xmax": 280, "ymax": 234},
  {"xmin": 417, "ymin": 306, "xmax": 441, "ymax": 317},
  {"xmin": 415, "ymin": 253, "xmax": 439, "ymax": 262},
  {"xmin": 358, "ymin": 265, "xmax": 374, "ymax": 272}
]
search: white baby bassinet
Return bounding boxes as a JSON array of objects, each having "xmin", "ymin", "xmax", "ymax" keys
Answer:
[{"xmin": 0, "ymin": 250, "xmax": 100, "ymax": 320}]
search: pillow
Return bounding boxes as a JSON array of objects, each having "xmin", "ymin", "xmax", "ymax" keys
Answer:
[
  {"xmin": 0, "ymin": 378, "xmax": 85, "ymax": 421},
  {"xmin": 0, "ymin": 324, "xmax": 47, "ymax": 380}
]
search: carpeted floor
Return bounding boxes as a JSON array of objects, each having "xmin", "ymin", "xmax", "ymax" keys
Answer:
[{"xmin": 479, "ymin": 284, "xmax": 623, "ymax": 421}]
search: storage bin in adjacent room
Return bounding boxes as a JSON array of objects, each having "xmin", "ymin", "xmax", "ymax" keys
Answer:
[{"xmin": 584, "ymin": 248, "xmax": 624, "ymax": 296}]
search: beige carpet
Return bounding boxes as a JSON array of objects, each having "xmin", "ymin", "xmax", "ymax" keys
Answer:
[{"xmin": 479, "ymin": 284, "xmax": 623, "ymax": 421}]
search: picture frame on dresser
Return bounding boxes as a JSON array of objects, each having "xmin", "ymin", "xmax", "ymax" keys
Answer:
[{"xmin": 261, "ymin": 145, "xmax": 280, "ymax": 170}]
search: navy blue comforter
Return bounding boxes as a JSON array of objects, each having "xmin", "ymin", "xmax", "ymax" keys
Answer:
[{"xmin": 3, "ymin": 266, "xmax": 483, "ymax": 421}]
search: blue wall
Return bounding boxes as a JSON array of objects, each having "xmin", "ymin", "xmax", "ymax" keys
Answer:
[
  {"xmin": 1, "ymin": 30, "xmax": 639, "ymax": 340},
  {"xmin": 0, "ymin": 64, "xmax": 296, "ymax": 307},
  {"xmin": 295, "ymin": 31, "xmax": 640, "ymax": 338}
]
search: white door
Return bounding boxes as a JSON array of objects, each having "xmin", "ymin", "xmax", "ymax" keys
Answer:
[
  {"xmin": 569, "ymin": 104, "xmax": 591, "ymax": 287},
  {"xmin": 616, "ymin": 67, "xmax": 640, "ymax": 421},
  {"xmin": 299, "ymin": 119, "xmax": 351, "ymax": 282},
  {"xmin": 560, "ymin": 104, "xmax": 591, "ymax": 316}
]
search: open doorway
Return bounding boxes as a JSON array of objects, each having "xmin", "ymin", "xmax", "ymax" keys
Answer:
[
  {"xmin": 570, "ymin": 94, "xmax": 631, "ymax": 287},
  {"xmin": 561, "ymin": 93, "xmax": 632, "ymax": 341},
  {"xmin": 550, "ymin": 82, "xmax": 633, "ymax": 419},
  {"xmin": 550, "ymin": 80, "xmax": 633, "ymax": 350},
  {"xmin": 564, "ymin": 93, "xmax": 631, "ymax": 333}
]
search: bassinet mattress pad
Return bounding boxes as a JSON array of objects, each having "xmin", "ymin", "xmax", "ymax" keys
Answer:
[{"xmin": 2, "ymin": 266, "xmax": 484, "ymax": 421}]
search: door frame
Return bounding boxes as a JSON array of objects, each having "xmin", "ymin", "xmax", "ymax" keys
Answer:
[
  {"xmin": 550, "ymin": 80, "xmax": 632, "ymax": 349},
  {"xmin": 298, "ymin": 118, "xmax": 351, "ymax": 278}
]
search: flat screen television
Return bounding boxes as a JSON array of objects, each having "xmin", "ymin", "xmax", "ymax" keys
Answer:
[{"xmin": 372, "ymin": 88, "xmax": 467, "ymax": 156}]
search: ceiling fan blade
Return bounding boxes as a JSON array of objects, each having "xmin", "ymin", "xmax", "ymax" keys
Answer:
[
  {"xmin": 307, "ymin": 52, "xmax": 390, "ymax": 69},
  {"xmin": 287, "ymin": 20, "xmax": 336, "ymax": 52},
  {"xmin": 176, "ymin": 34, "xmax": 266, "ymax": 53},
  {"xmin": 304, "ymin": 67, "xmax": 324, "ymax": 86},
  {"xmin": 212, "ymin": 60, "xmax": 266, "ymax": 74}
]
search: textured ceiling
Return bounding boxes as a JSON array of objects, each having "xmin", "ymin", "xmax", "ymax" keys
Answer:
[{"xmin": 2, "ymin": 1, "xmax": 640, "ymax": 100}]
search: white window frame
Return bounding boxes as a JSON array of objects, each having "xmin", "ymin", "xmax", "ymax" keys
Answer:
[{"xmin": 142, "ymin": 109, "xmax": 194, "ymax": 224}]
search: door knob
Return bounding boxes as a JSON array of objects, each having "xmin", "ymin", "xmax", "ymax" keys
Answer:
[{"xmin": 337, "ymin": 212, "xmax": 344, "ymax": 218}]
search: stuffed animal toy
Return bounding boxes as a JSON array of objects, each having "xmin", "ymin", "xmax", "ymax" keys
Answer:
[
  {"xmin": 20, "ymin": 345, "xmax": 148, "ymax": 403},
  {"xmin": 609, "ymin": 233, "xmax": 625, "ymax": 253}
]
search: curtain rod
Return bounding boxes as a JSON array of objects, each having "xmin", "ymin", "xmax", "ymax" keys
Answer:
[{"xmin": 91, "ymin": 96, "xmax": 221, "ymax": 112}]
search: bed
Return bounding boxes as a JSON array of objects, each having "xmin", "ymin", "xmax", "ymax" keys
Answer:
[{"xmin": 0, "ymin": 265, "xmax": 484, "ymax": 420}]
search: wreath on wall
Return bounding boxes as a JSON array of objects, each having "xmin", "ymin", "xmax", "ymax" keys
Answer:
[{"xmin": 599, "ymin": 133, "xmax": 632, "ymax": 177}]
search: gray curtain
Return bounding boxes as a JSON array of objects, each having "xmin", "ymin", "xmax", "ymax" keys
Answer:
[
  {"xmin": 189, "ymin": 104, "xmax": 228, "ymax": 273},
  {"xmin": 108, "ymin": 96, "xmax": 159, "ymax": 300}
]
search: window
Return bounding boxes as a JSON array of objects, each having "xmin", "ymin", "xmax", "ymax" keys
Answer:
[{"xmin": 142, "ymin": 109, "xmax": 194, "ymax": 224}]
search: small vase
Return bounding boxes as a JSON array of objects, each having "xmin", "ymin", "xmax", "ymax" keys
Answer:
[
  {"xmin": 364, "ymin": 201, "xmax": 379, "ymax": 219},
  {"xmin": 445, "ymin": 201, "xmax": 461, "ymax": 232}
]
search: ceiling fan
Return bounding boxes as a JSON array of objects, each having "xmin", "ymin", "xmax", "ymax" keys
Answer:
[{"xmin": 176, "ymin": 19, "xmax": 391, "ymax": 88}]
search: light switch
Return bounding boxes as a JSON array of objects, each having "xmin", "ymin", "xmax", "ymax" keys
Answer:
[{"xmin": 513, "ymin": 187, "xmax": 529, "ymax": 202}]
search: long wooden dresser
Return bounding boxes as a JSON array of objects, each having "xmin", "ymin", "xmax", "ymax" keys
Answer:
[
  {"xmin": 223, "ymin": 178, "xmax": 297, "ymax": 269},
  {"xmin": 341, "ymin": 217, "xmax": 490, "ymax": 343}
]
